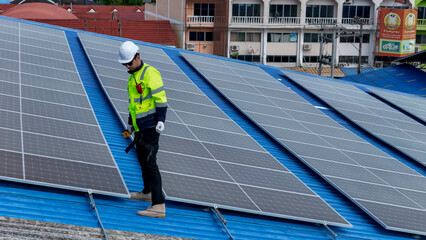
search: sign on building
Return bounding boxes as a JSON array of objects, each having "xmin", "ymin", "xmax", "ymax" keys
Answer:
[{"xmin": 375, "ymin": 8, "xmax": 417, "ymax": 57}]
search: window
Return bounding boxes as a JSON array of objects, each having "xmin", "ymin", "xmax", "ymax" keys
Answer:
[
  {"xmin": 416, "ymin": 35, "xmax": 426, "ymax": 44},
  {"xmin": 306, "ymin": 5, "xmax": 334, "ymax": 18},
  {"xmin": 231, "ymin": 32, "xmax": 261, "ymax": 42},
  {"xmin": 270, "ymin": 4, "xmax": 297, "ymax": 17},
  {"xmin": 266, "ymin": 55, "xmax": 297, "ymax": 62},
  {"xmin": 232, "ymin": 4, "xmax": 261, "ymax": 17},
  {"xmin": 194, "ymin": 3, "xmax": 215, "ymax": 16},
  {"xmin": 418, "ymin": 7, "xmax": 426, "ymax": 19},
  {"xmin": 339, "ymin": 56, "xmax": 368, "ymax": 64},
  {"xmin": 303, "ymin": 56, "xmax": 319, "ymax": 63},
  {"xmin": 237, "ymin": 55, "xmax": 261, "ymax": 62},
  {"xmin": 340, "ymin": 34, "xmax": 370, "ymax": 43},
  {"xmin": 189, "ymin": 31, "xmax": 214, "ymax": 41},
  {"xmin": 268, "ymin": 33, "xmax": 298, "ymax": 42},
  {"xmin": 342, "ymin": 6, "xmax": 370, "ymax": 18},
  {"xmin": 304, "ymin": 33, "xmax": 332, "ymax": 43}
]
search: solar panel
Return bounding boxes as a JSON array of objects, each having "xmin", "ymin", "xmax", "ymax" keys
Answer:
[
  {"xmin": 369, "ymin": 88, "xmax": 426, "ymax": 124},
  {"xmin": 181, "ymin": 53, "xmax": 426, "ymax": 236},
  {"xmin": 0, "ymin": 19, "xmax": 128, "ymax": 197},
  {"xmin": 283, "ymin": 72, "xmax": 426, "ymax": 168},
  {"xmin": 78, "ymin": 33, "xmax": 350, "ymax": 227},
  {"xmin": 276, "ymin": 71, "xmax": 426, "ymax": 235}
]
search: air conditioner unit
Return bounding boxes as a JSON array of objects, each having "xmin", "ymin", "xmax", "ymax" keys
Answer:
[
  {"xmin": 303, "ymin": 44, "xmax": 311, "ymax": 51},
  {"xmin": 187, "ymin": 43, "xmax": 195, "ymax": 50},
  {"xmin": 374, "ymin": 61, "xmax": 384, "ymax": 69},
  {"xmin": 415, "ymin": 47, "xmax": 421, "ymax": 52},
  {"xmin": 230, "ymin": 45, "xmax": 239, "ymax": 51}
]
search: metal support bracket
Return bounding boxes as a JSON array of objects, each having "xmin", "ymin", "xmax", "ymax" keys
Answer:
[
  {"xmin": 88, "ymin": 190, "xmax": 109, "ymax": 240},
  {"xmin": 211, "ymin": 205, "xmax": 235, "ymax": 240},
  {"xmin": 322, "ymin": 222, "xmax": 337, "ymax": 240}
]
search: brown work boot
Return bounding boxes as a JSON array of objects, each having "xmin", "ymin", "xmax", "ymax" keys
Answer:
[
  {"xmin": 130, "ymin": 191, "xmax": 152, "ymax": 202},
  {"xmin": 137, "ymin": 203, "xmax": 166, "ymax": 218}
]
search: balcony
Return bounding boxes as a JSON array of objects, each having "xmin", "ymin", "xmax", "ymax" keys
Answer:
[
  {"xmin": 269, "ymin": 17, "xmax": 300, "ymax": 25},
  {"xmin": 187, "ymin": 16, "xmax": 215, "ymax": 23},
  {"xmin": 231, "ymin": 16, "xmax": 263, "ymax": 24},
  {"xmin": 418, "ymin": 19, "xmax": 426, "ymax": 30},
  {"xmin": 306, "ymin": 17, "xmax": 337, "ymax": 25},
  {"xmin": 342, "ymin": 18, "xmax": 372, "ymax": 25}
]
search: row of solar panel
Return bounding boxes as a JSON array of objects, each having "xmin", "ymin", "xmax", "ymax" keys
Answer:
[
  {"xmin": 181, "ymin": 53, "xmax": 426, "ymax": 236},
  {"xmin": 1, "ymin": 18, "xmax": 426, "ymax": 236},
  {"xmin": 79, "ymin": 33, "xmax": 350, "ymax": 227},
  {"xmin": 0, "ymin": 19, "xmax": 128, "ymax": 197}
]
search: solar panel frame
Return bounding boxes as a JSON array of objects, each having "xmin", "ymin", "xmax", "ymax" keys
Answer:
[{"xmin": 79, "ymin": 33, "xmax": 351, "ymax": 227}]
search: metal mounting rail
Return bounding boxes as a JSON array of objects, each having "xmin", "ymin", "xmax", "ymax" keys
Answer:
[
  {"xmin": 211, "ymin": 205, "xmax": 235, "ymax": 240},
  {"xmin": 88, "ymin": 190, "xmax": 108, "ymax": 240},
  {"xmin": 322, "ymin": 221, "xmax": 337, "ymax": 240}
]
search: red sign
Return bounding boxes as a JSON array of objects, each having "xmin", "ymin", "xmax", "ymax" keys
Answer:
[{"xmin": 375, "ymin": 8, "xmax": 417, "ymax": 57}]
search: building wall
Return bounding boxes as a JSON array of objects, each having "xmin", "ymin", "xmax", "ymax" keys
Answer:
[
  {"xmin": 145, "ymin": 0, "xmax": 186, "ymax": 48},
  {"xmin": 186, "ymin": 27, "xmax": 215, "ymax": 54},
  {"xmin": 149, "ymin": 0, "xmax": 416, "ymax": 67}
]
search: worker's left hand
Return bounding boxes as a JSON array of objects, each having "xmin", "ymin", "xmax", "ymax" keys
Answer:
[{"xmin": 156, "ymin": 121, "xmax": 165, "ymax": 133}]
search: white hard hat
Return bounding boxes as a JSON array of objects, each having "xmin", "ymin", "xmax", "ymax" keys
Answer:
[{"xmin": 118, "ymin": 41, "xmax": 139, "ymax": 63}]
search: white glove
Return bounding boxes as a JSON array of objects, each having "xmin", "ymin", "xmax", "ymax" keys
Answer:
[{"xmin": 156, "ymin": 121, "xmax": 165, "ymax": 133}]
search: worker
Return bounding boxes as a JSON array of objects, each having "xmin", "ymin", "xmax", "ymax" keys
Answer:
[{"xmin": 118, "ymin": 41, "xmax": 167, "ymax": 218}]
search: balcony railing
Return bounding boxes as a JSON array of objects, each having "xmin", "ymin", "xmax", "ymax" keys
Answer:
[
  {"xmin": 418, "ymin": 19, "xmax": 426, "ymax": 30},
  {"xmin": 187, "ymin": 16, "xmax": 215, "ymax": 23},
  {"xmin": 231, "ymin": 16, "xmax": 263, "ymax": 24},
  {"xmin": 342, "ymin": 18, "xmax": 372, "ymax": 25},
  {"xmin": 269, "ymin": 17, "xmax": 300, "ymax": 24},
  {"xmin": 306, "ymin": 17, "xmax": 337, "ymax": 25}
]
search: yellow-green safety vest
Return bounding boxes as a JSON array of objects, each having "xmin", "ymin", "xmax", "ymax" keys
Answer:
[{"xmin": 127, "ymin": 63, "xmax": 167, "ymax": 132}]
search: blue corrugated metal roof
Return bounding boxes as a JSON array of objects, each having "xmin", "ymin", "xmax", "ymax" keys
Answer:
[
  {"xmin": 340, "ymin": 65, "xmax": 426, "ymax": 96},
  {"xmin": 0, "ymin": 16, "xmax": 425, "ymax": 240},
  {"xmin": 340, "ymin": 67, "xmax": 375, "ymax": 77}
]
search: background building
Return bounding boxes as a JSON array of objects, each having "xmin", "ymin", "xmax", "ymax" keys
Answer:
[
  {"xmin": 416, "ymin": 0, "xmax": 426, "ymax": 53},
  {"xmin": 145, "ymin": 0, "xmax": 418, "ymax": 69}
]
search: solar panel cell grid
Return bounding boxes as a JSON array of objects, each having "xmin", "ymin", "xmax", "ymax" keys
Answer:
[
  {"xmin": 80, "ymin": 33, "xmax": 350, "ymax": 227},
  {"xmin": 370, "ymin": 89, "xmax": 426, "ymax": 122},
  {"xmin": 0, "ymin": 150, "xmax": 23, "ymax": 179},
  {"xmin": 279, "ymin": 70, "xmax": 426, "ymax": 235},
  {"xmin": 181, "ymin": 52, "xmax": 425, "ymax": 235},
  {"xmin": 286, "ymin": 72, "xmax": 426, "ymax": 167},
  {"xmin": 0, "ymin": 19, "xmax": 128, "ymax": 197}
]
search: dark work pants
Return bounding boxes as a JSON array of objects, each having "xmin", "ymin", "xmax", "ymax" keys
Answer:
[{"xmin": 135, "ymin": 127, "xmax": 165, "ymax": 205}]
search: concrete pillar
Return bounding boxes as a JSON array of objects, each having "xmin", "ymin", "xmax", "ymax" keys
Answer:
[
  {"xmin": 297, "ymin": 28, "xmax": 304, "ymax": 66},
  {"xmin": 262, "ymin": 28, "xmax": 268, "ymax": 64},
  {"xmin": 336, "ymin": 0, "xmax": 344, "ymax": 24},
  {"xmin": 263, "ymin": 0, "xmax": 270, "ymax": 25},
  {"xmin": 373, "ymin": 0, "xmax": 382, "ymax": 27},
  {"xmin": 262, "ymin": 0, "xmax": 270, "ymax": 64}
]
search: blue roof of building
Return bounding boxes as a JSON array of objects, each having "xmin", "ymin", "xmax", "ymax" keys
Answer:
[
  {"xmin": 0, "ymin": 16, "xmax": 425, "ymax": 240},
  {"xmin": 339, "ymin": 64, "xmax": 426, "ymax": 96},
  {"xmin": 340, "ymin": 67, "xmax": 375, "ymax": 77}
]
